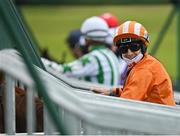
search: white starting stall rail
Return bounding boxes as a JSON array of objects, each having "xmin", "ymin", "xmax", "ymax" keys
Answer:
[
  {"xmin": 0, "ymin": 49, "xmax": 180, "ymax": 135},
  {"xmin": 0, "ymin": 49, "xmax": 36, "ymax": 135},
  {"xmin": 47, "ymin": 63, "xmax": 180, "ymax": 105}
]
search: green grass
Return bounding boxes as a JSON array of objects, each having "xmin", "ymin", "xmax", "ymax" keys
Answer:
[{"xmin": 20, "ymin": 5, "xmax": 178, "ymax": 81}]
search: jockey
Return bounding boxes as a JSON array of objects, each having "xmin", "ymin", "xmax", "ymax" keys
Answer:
[
  {"xmin": 42, "ymin": 16, "xmax": 120, "ymax": 86},
  {"xmin": 93, "ymin": 20, "xmax": 176, "ymax": 106},
  {"xmin": 66, "ymin": 29, "xmax": 88, "ymax": 59}
]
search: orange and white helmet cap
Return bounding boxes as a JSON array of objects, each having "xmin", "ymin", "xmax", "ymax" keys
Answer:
[{"xmin": 113, "ymin": 21, "xmax": 150, "ymax": 46}]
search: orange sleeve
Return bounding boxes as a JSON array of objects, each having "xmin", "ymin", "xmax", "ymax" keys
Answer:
[
  {"xmin": 112, "ymin": 86, "xmax": 123, "ymax": 97},
  {"xmin": 121, "ymin": 68, "xmax": 153, "ymax": 100}
]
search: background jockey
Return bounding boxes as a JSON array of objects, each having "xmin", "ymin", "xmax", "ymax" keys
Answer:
[
  {"xmin": 100, "ymin": 12, "xmax": 128, "ymax": 86},
  {"xmin": 42, "ymin": 16, "xmax": 120, "ymax": 86}
]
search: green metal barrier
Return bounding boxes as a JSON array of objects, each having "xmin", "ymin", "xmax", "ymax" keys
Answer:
[
  {"xmin": 0, "ymin": 17, "xmax": 15, "ymax": 49},
  {"xmin": 0, "ymin": 0, "xmax": 43, "ymax": 68},
  {"xmin": 0, "ymin": 0, "xmax": 67, "ymax": 134}
]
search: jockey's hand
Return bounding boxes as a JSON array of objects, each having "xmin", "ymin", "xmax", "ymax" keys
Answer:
[{"xmin": 91, "ymin": 87, "xmax": 110, "ymax": 95}]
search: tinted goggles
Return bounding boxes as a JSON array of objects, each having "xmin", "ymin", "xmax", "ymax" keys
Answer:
[
  {"xmin": 115, "ymin": 38, "xmax": 142, "ymax": 54},
  {"xmin": 119, "ymin": 43, "xmax": 141, "ymax": 54}
]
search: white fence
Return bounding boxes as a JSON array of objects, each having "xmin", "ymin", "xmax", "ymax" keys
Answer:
[{"xmin": 1, "ymin": 49, "xmax": 180, "ymax": 135}]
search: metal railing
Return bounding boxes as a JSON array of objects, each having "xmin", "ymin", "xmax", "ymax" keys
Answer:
[
  {"xmin": 37, "ymin": 66, "xmax": 180, "ymax": 135},
  {"xmin": 0, "ymin": 50, "xmax": 35, "ymax": 135},
  {"xmin": 1, "ymin": 49, "xmax": 180, "ymax": 135}
]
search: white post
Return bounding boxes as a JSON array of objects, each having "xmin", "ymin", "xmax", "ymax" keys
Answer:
[
  {"xmin": 5, "ymin": 74, "xmax": 15, "ymax": 135},
  {"xmin": 44, "ymin": 106, "xmax": 58, "ymax": 135},
  {"xmin": 27, "ymin": 87, "xmax": 35, "ymax": 134}
]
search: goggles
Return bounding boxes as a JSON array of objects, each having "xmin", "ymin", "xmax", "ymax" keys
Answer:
[
  {"xmin": 115, "ymin": 37, "xmax": 142, "ymax": 54},
  {"xmin": 119, "ymin": 43, "xmax": 141, "ymax": 54}
]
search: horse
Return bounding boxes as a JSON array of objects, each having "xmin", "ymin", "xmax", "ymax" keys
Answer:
[{"xmin": 0, "ymin": 72, "xmax": 43, "ymax": 133}]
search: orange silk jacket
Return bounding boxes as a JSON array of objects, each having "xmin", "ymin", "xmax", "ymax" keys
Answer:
[{"xmin": 113, "ymin": 53, "xmax": 176, "ymax": 106}]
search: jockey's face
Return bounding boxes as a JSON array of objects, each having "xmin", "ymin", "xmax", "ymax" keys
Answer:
[
  {"xmin": 122, "ymin": 47, "xmax": 141, "ymax": 60},
  {"xmin": 119, "ymin": 43, "xmax": 141, "ymax": 60}
]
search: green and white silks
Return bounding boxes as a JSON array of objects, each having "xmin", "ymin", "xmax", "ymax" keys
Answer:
[{"xmin": 42, "ymin": 45, "xmax": 120, "ymax": 86}]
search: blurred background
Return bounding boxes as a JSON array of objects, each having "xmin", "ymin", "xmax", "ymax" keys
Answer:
[{"xmin": 15, "ymin": 0, "xmax": 179, "ymax": 87}]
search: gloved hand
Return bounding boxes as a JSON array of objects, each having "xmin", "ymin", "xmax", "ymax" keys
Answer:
[
  {"xmin": 90, "ymin": 87, "xmax": 110, "ymax": 95},
  {"xmin": 41, "ymin": 57, "xmax": 63, "ymax": 73}
]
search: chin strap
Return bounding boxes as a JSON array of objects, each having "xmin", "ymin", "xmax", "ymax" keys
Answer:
[{"xmin": 122, "ymin": 52, "xmax": 143, "ymax": 65}]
